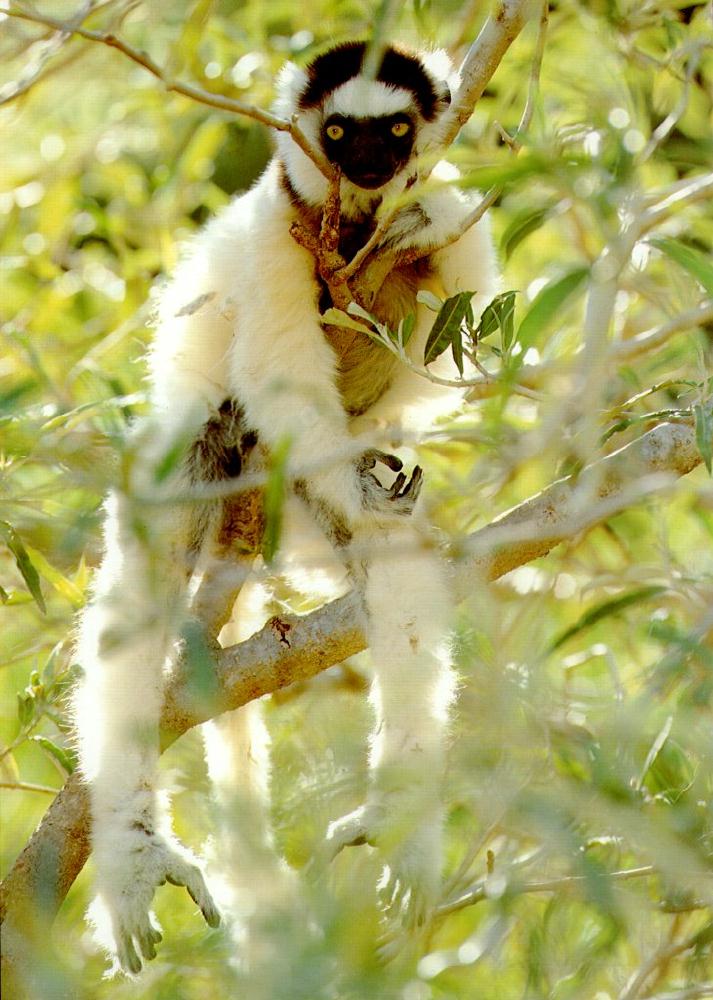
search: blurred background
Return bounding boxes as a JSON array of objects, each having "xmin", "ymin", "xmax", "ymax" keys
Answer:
[{"xmin": 1, "ymin": 1, "xmax": 712, "ymax": 997}]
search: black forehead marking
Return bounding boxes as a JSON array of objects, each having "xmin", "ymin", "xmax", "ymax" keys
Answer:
[{"xmin": 299, "ymin": 41, "xmax": 440, "ymax": 121}]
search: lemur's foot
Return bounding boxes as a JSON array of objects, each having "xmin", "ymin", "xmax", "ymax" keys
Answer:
[
  {"xmin": 93, "ymin": 834, "xmax": 219, "ymax": 975},
  {"xmin": 357, "ymin": 449, "xmax": 423, "ymax": 516},
  {"xmin": 326, "ymin": 802, "xmax": 379, "ymax": 854},
  {"xmin": 376, "ymin": 816, "xmax": 441, "ymax": 931},
  {"xmin": 325, "ymin": 801, "xmax": 441, "ymax": 945}
]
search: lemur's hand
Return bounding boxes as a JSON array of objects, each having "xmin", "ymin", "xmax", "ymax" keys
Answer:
[
  {"xmin": 357, "ymin": 449, "xmax": 423, "ymax": 516},
  {"xmin": 375, "ymin": 202, "xmax": 434, "ymax": 254},
  {"xmin": 94, "ymin": 832, "xmax": 219, "ymax": 975}
]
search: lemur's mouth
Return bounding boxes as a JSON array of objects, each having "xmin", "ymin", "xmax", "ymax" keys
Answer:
[{"xmin": 348, "ymin": 171, "xmax": 392, "ymax": 189}]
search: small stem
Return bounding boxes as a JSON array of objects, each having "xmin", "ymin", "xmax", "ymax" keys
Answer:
[
  {"xmin": 0, "ymin": 781, "xmax": 58, "ymax": 795},
  {"xmin": 438, "ymin": 864, "xmax": 655, "ymax": 918},
  {"xmin": 5, "ymin": 3, "xmax": 334, "ymax": 178}
]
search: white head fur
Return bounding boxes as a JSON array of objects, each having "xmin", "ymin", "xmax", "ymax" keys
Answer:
[{"xmin": 273, "ymin": 42, "xmax": 457, "ymax": 216}]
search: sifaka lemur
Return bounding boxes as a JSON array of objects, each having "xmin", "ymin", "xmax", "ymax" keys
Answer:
[{"xmin": 74, "ymin": 40, "xmax": 499, "ymax": 974}]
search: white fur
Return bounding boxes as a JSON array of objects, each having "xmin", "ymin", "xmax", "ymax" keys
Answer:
[
  {"xmin": 75, "ymin": 43, "xmax": 499, "ymax": 974},
  {"xmin": 327, "ymin": 78, "xmax": 414, "ymax": 118}
]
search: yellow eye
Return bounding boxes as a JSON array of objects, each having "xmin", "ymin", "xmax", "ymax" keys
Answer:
[
  {"xmin": 326, "ymin": 124, "xmax": 344, "ymax": 140},
  {"xmin": 391, "ymin": 121, "xmax": 410, "ymax": 137}
]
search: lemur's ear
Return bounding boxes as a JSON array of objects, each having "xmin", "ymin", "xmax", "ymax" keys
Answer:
[
  {"xmin": 273, "ymin": 60, "xmax": 309, "ymax": 116},
  {"xmin": 419, "ymin": 49, "xmax": 457, "ymax": 113}
]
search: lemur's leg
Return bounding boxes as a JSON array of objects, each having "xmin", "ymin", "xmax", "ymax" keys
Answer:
[
  {"xmin": 76, "ymin": 400, "xmax": 258, "ymax": 975},
  {"xmin": 196, "ymin": 455, "xmax": 285, "ymax": 967},
  {"xmin": 203, "ymin": 492, "xmax": 351, "ymax": 977},
  {"xmin": 203, "ymin": 575, "xmax": 289, "ymax": 971},
  {"xmin": 75, "ymin": 411, "xmax": 218, "ymax": 974},
  {"xmin": 325, "ymin": 515, "xmax": 455, "ymax": 930}
]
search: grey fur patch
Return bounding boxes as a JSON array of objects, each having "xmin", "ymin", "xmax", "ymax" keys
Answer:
[
  {"xmin": 185, "ymin": 399, "xmax": 259, "ymax": 558},
  {"xmin": 294, "ymin": 478, "xmax": 353, "ymax": 548},
  {"xmin": 187, "ymin": 399, "xmax": 257, "ymax": 485}
]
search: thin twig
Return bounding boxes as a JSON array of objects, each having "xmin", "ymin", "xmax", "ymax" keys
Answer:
[
  {"xmin": 638, "ymin": 44, "xmax": 702, "ymax": 164},
  {"xmin": 438, "ymin": 864, "xmax": 655, "ymax": 918},
  {"xmin": 640, "ymin": 173, "xmax": 713, "ymax": 236},
  {"xmin": 615, "ymin": 301, "xmax": 713, "ymax": 360},
  {"xmin": 619, "ymin": 923, "xmax": 712, "ymax": 1000},
  {"xmin": 0, "ymin": 781, "xmax": 58, "ymax": 796},
  {"xmin": 639, "ymin": 986, "xmax": 713, "ymax": 1000},
  {"xmin": 508, "ymin": 0, "xmax": 549, "ymax": 150},
  {"xmin": 0, "ymin": 25, "xmax": 73, "ymax": 106},
  {"xmin": 4, "ymin": 3, "xmax": 334, "ymax": 178}
]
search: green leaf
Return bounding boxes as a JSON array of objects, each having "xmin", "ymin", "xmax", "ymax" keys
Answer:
[
  {"xmin": 694, "ymin": 402, "xmax": 712, "ymax": 474},
  {"xmin": 0, "ymin": 584, "xmax": 8, "ymax": 604},
  {"xmin": 347, "ymin": 301, "xmax": 378, "ymax": 324},
  {"xmin": 416, "ymin": 289, "xmax": 443, "ymax": 312},
  {"xmin": 322, "ymin": 308, "xmax": 374, "ymax": 335},
  {"xmin": 475, "ymin": 291, "xmax": 518, "ymax": 353},
  {"xmin": 400, "ymin": 312, "xmax": 416, "ymax": 347},
  {"xmin": 0, "ymin": 520, "xmax": 46, "ymax": 614},
  {"xmin": 17, "ymin": 692, "xmax": 35, "ymax": 728},
  {"xmin": 451, "ymin": 327, "xmax": 464, "ymax": 375},
  {"xmin": 31, "ymin": 735, "xmax": 76, "ymax": 776},
  {"xmin": 650, "ymin": 237, "xmax": 713, "ymax": 297},
  {"xmin": 262, "ymin": 436, "xmax": 291, "ymax": 564},
  {"xmin": 153, "ymin": 439, "xmax": 189, "ymax": 484},
  {"xmin": 517, "ymin": 268, "xmax": 589, "ymax": 349},
  {"xmin": 41, "ymin": 393, "xmax": 142, "ymax": 433},
  {"xmin": 179, "ymin": 620, "xmax": 220, "ymax": 714},
  {"xmin": 548, "ymin": 585, "xmax": 667, "ymax": 652},
  {"xmin": 424, "ymin": 292, "xmax": 475, "ymax": 366},
  {"xmin": 24, "ymin": 545, "xmax": 84, "ymax": 607},
  {"xmin": 500, "ymin": 203, "xmax": 556, "ymax": 260}
]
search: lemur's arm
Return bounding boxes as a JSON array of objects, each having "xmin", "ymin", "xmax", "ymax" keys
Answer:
[{"xmin": 226, "ymin": 186, "xmax": 421, "ymax": 539}]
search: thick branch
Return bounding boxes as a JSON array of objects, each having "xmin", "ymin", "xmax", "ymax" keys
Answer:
[
  {"xmin": 440, "ymin": 0, "xmax": 536, "ymax": 148},
  {"xmin": 1, "ymin": 415, "xmax": 706, "ymax": 930}
]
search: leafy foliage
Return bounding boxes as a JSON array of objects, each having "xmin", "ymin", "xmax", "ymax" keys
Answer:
[{"xmin": 1, "ymin": 0, "xmax": 712, "ymax": 998}]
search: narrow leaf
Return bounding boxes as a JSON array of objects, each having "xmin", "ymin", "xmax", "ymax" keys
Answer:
[
  {"xmin": 517, "ymin": 268, "xmax": 589, "ymax": 349},
  {"xmin": 17, "ymin": 692, "xmax": 34, "ymax": 728},
  {"xmin": 548, "ymin": 585, "xmax": 666, "ymax": 652},
  {"xmin": 424, "ymin": 292, "xmax": 475, "ymax": 366},
  {"xmin": 32, "ymin": 735, "xmax": 76, "ymax": 776},
  {"xmin": 451, "ymin": 331, "xmax": 464, "ymax": 375},
  {"xmin": 416, "ymin": 289, "xmax": 443, "ymax": 312},
  {"xmin": 400, "ymin": 312, "xmax": 416, "ymax": 347},
  {"xmin": 0, "ymin": 520, "xmax": 46, "ymax": 613},
  {"xmin": 322, "ymin": 308, "xmax": 374, "ymax": 334},
  {"xmin": 347, "ymin": 301, "xmax": 379, "ymax": 323},
  {"xmin": 476, "ymin": 290, "xmax": 518, "ymax": 343},
  {"xmin": 501, "ymin": 203, "xmax": 556, "ymax": 260},
  {"xmin": 24, "ymin": 545, "xmax": 84, "ymax": 607},
  {"xmin": 650, "ymin": 237, "xmax": 713, "ymax": 297},
  {"xmin": 262, "ymin": 437, "xmax": 291, "ymax": 564},
  {"xmin": 694, "ymin": 403, "xmax": 712, "ymax": 474}
]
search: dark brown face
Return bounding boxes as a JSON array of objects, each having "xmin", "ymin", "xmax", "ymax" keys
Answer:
[{"xmin": 321, "ymin": 113, "xmax": 416, "ymax": 189}]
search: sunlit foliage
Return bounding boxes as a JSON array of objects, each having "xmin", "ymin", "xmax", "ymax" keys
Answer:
[{"xmin": 1, "ymin": 1, "xmax": 712, "ymax": 998}]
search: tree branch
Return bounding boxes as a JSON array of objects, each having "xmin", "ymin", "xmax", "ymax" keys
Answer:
[
  {"xmin": 1, "ymin": 412, "xmax": 706, "ymax": 931},
  {"xmin": 639, "ymin": 986, "xmax": 713, "ymax": 1000},
  {"xmin": 438, "ymin": 864, "xmax": 655, "ymax": 919},
  {"xmin": 619, "ymin": 921, "xmax": 713, "ymax": 1000},
  {"xmin": 4, "ymin": 3, "xmax": 335, "ymax": 178}
]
